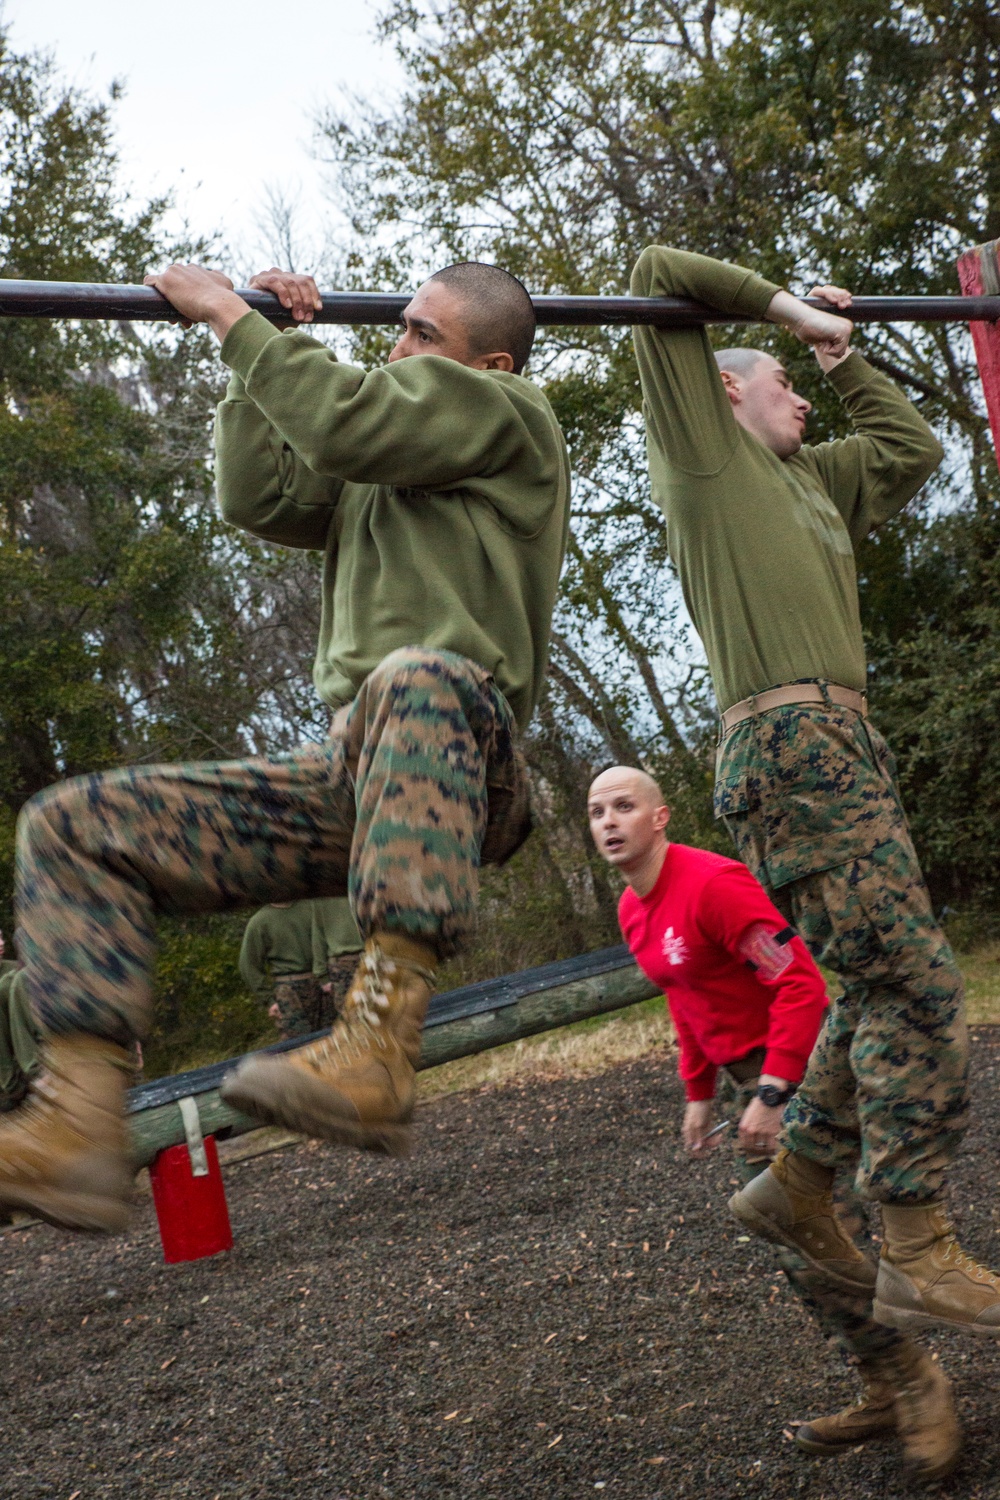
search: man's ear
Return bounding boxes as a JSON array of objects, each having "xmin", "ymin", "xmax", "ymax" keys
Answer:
[
  {"xmin": 653, "ymin": 804, "xmax": 671, "ymax": 833},
  {"xmin": 718, "ymin": 369, "xmax": 741, "ymax": 407},
  {"xmin": 473, "ymin": 351, "xmax": 515, "ymax": 373}
]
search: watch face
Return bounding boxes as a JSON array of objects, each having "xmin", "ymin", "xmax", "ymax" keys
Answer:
[{"xmin": 758, "ymin": 1085, "xmax": 786, "ymax": 1107}]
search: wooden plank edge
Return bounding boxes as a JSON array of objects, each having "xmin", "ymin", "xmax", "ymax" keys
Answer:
[{"xmin": 128, "ymin": 963, "xmax": 660, "ymax": 1168}]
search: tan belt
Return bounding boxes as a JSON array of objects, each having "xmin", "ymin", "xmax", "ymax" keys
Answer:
[{"xmin": 720, "ymin": 682, "xmax": 868, "ymax": 735}]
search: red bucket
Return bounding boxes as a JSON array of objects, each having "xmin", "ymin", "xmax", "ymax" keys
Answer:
[{"xmin": 150, "ymin": 1130, "xmax": 233, "ymax": 1265}]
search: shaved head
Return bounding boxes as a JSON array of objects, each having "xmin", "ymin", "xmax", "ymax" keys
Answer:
[
  {"xmin": 588, "ymin": 765, "xmax": 664, "ymax": 807},
  {"xmin": 587, "ymin": 766, "xmax": 671, "ymax": 894},
  {"xmin": 714, "ymin": 347, "xmax": 767, "ymax": 379},
  {"xmin": 715, "ymin": 348, "xmax": 812, "ymax": 459},
  {"xmin": 429, "ymin": 262, "xmax": 536, "ymax": 374}
]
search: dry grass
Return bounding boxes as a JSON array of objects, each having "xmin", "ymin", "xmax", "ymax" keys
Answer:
[
  {"xmin": 417, "ymin": 997, "xmax": 676, "ymax": 1102},
  {"xmin": 158, "ymin": 942, "xmax": 999, "ymax": 1175},
  {"xmin": 954, "ymin": 940, "xmax": 1000, "ymax": 1026}
]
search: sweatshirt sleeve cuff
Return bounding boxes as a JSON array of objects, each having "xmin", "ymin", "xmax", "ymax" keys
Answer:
[
  {"xmin": 762, "ymin": 1048, "xmax": 807, "ymax": 1085},
  {"xmin": 731, "ymin": 270, "xmax": 782, "ymax": 320},
  {"xmin": 684, "ymin": 1068, "xmax": 717, "ymax": 1102},
  {"xmin": 220, "ymin": 309, "xmax": 284, "ymax": 380},
  {"xmin": 824, "ymin": 349, "xmax": 877, "ymax": 400}
]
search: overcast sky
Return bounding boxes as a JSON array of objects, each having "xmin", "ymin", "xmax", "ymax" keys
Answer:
[{"xmin": 3, "ymin": 0, "xmax": 401, "ymax": 269}]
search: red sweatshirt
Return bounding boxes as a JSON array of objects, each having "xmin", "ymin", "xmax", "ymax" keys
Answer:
[{"xmin": 618, "ymin": 842, "xmax": 827, "ymax": 1101}]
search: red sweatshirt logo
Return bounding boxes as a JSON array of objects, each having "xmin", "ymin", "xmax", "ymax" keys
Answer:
[{"xmin": 661, "ymin": 926, "xmax": 690, "ymax": 966}]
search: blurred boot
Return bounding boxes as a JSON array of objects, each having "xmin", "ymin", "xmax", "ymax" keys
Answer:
[
  {"xmin": 222, "ymin": 933, "xmax": 436, "ymax": 1156},
  {"xmin": 0, "ymin": 1035, "xmax": 133, "ymax": 1234},
  {"xmin": 793, "ymin": 1365, "xmax": 896, "ymax": 1455},
  {"xmin": 887, "ymin": 1340, "xmax": 963, "ymax": 1484}
]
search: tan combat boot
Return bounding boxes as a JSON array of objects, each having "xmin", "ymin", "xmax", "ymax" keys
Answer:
[
  {"xmin": 793, "ymin": 1364, "xmax": 897, "ymax": 1455},
  {"xmin": 0, "ymin": 1034, "xmax": 134, "ymax": 1234},
  {"xmin": 728, "ymin": 1148, "xmax": 877, "ymax": 1293},
  {"xmin": 887, "ymin": 1341, "xmax": 963, "ymax": 1483},
  {"xmin": 874, "ymin": 1201, "xmax": 1000, "ymax": 1338},
  {"xmin": 221, "ymin": 933, "xmax": 436, "ymax": 1156}
]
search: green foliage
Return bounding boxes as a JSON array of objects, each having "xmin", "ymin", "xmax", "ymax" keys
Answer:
[
  {"xmin": 321, "ymin": 0, "xmax": 1000, "ymax": 912},
  {"xmin": 0, "ymin": 33, "xmax": 327, "ymax": 944},
  {"xmin": 144, "ymin": 914, "xmax": 272, "ymax": 1078}
]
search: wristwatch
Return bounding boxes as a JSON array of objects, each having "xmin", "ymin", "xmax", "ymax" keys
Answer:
[{"xmin": 756, "ymin": 1082, "xmax": 796, "ymax": 1108}]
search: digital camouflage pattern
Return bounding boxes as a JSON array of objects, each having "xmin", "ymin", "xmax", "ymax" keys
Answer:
[
  {"xmin": 271, "ymin": 956, "xmax": 358, "ymax": 1039},
  {"xmin": 15, "ymin": 648, "xmax": 531, "ymax": 1048},
  {"xmin": 716, "ymin": 699, "xmax": 967, "ymax": 1203},
  {"xmin": 717, "ymin": 1066, "xmax": 903, "ymax": 1364},
  {"xmin": 325, "ymin": 952, "xmax": 359, "ymax": 1021},
  {"xmin": 270, "ymin": 973, "xmax": 324, "ymax": 1041}
]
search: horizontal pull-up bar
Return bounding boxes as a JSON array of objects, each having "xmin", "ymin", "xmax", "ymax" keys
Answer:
[{"xmin": 1, "ymin": 280, "xmax": 998, "ymax": 327}]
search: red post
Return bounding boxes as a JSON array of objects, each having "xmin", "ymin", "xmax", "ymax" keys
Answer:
[
  {"xmin": 957, "ymin": 240, "xmax": 1000, "ymax": 471},
  {"xmin": 149, "ymin": 1097, "xmax": 233, "ymax": 1264}
]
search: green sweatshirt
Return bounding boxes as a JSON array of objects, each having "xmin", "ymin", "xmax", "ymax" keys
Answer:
[
  {"xmin": 310, "ymin": 897, "xmax": 362, "ymax": 973},
  {"xmin": 239, "ymin": 902, "xmax": 316, "ymax": 998},
  {"xmin": 631, "ymin": 247, "xmax": 944, "ymax": 712},
  {"xmin": 0, "ymin": 967, "xmax": 40, "ymax": 1103},
  {"xmin": 214, "ymin": 312, "xmax": 571, "ymax": 732}
]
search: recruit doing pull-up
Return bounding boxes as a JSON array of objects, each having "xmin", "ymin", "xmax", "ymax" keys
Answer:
[
  {"xmin": 1, "ymin": 244, "xmax": 996, "ymax": 1302},
  {"xmin": 630, "ymin": 243, "xmax": 1000, "ymax": 1474},
  {"xmin": 0, "ymin": 258, "xmax": 569, "ymax": 1230}
]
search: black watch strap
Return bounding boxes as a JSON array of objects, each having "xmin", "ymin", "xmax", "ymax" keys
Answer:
[{"xmin": 756, "ymin": 1082, "xmax": 796, "ymax": 1108}]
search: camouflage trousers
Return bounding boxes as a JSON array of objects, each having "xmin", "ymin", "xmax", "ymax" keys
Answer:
[
  {"xmin": 15, "ymin": 647, "xmax": 531, "ymax": 1047},
  {"xmin": 716, "ymin": 698, "xmax": 968, "ymax": 1203},
  {"xmin": 271, "ymin": 973, "xmax": 324, "ymax": 1041},
  {"xmin": 271, "ymin": 955, "xmax": 360, "ymax": 1040},
  {"xmin": 718, "ymin": 1065, "xmax": 902, "ymax": 1365},
  {"xmin": 325, "ymin": 952, "xmax": 361, "ymax": 1020}
]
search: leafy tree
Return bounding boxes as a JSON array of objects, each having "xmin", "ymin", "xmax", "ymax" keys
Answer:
[
  {"xmin": 0, "ymin": 34, "xmax": 325, "ymax": 937},
  {"xmin": 319, "ymin": 0, "xmax": 1000, "ymax": 906}
]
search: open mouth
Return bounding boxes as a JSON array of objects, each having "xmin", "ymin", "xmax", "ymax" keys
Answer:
[{"xmin": 605, "ymin": 837, "xmax": 624, "ymax": 853}]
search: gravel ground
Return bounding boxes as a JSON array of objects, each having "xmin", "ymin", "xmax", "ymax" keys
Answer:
[{"xmin": 2, "ymin": 1033, "xmax": 1000, "ymax": 1500}]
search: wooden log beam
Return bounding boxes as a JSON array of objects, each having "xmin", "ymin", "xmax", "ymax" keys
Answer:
[
  {"xmin": 127, "ymin": 951, "xmax": 659, "ymax": 1168},
  {"xmin": 1, "ymin": 279, "xmax": 998, "ymax": 328}
]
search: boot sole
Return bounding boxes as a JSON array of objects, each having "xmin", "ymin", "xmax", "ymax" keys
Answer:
[
  {"xmin": 793, "ymin": 1423, "xmax": 894, "ymax": 1456},
  {"xmin": 0, "ymin": 1185, "xmax": 131, "ymax": 1236},
  {"xmin": 728, "ymin": 1190, "xmax": 877, "ymax": 1294},
  {"xmin": 221, "ymin": 1059, "xmax": 413, "ymax": 1158},
  {"xmin": 873, "ymin": 1297, "xmax": 1000, "ymax": 1339}
]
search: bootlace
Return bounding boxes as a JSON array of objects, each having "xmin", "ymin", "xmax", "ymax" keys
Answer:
[
  {"xmin": 304, "ymin": 948, "xmax": 431, "ymax": 1069},
  {"xmin": 940, "ymin": 1228, "xmax": 1000, "ymax": 1286}
]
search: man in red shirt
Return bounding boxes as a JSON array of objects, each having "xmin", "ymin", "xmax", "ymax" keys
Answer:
[{"xmin": 588, "ymin": 765, "xmax": 958, "ymax": 1472}]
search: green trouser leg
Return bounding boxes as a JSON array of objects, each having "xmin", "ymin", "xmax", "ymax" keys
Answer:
[
  {"xmin": 15, "ymin": 647, "xmax": 528, "ymax": 1047},
  {"xmin": 772, "ymin": 843, "xmax": 967, "ymax": 1203},
  {"xmin": 719, "ymin": 1076, "xmax": 903, "ymax": 1364},
  {"xmin": 717, "ymin": 704, "xmax": 968, "ymax": 1203}
]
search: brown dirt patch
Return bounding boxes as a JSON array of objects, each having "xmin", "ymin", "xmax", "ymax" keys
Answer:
[{"xmin": 1, "ymin": 1033, "xmax": 999, "ymax": 1498}]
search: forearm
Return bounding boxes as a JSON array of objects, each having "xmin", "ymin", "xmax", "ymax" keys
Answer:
[
  {"xmin": 206, "ymin": 290, "xmax": 255, "ymax": 344},
  {"xmin": 765, "ymin": 290, "xmax": 852, "ymax": 371},
  {"xmin": 221, "ymin": 311, "xmax": 534, "ymax": 488},
  {"xmin": 762, "ymin": 962, "xmax": 827, "ymax": 1083}
]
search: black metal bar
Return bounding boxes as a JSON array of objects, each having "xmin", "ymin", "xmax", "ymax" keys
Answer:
[{"xmin": 1, "ymin": 279, "xmax": 997, "ymax": 328}]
